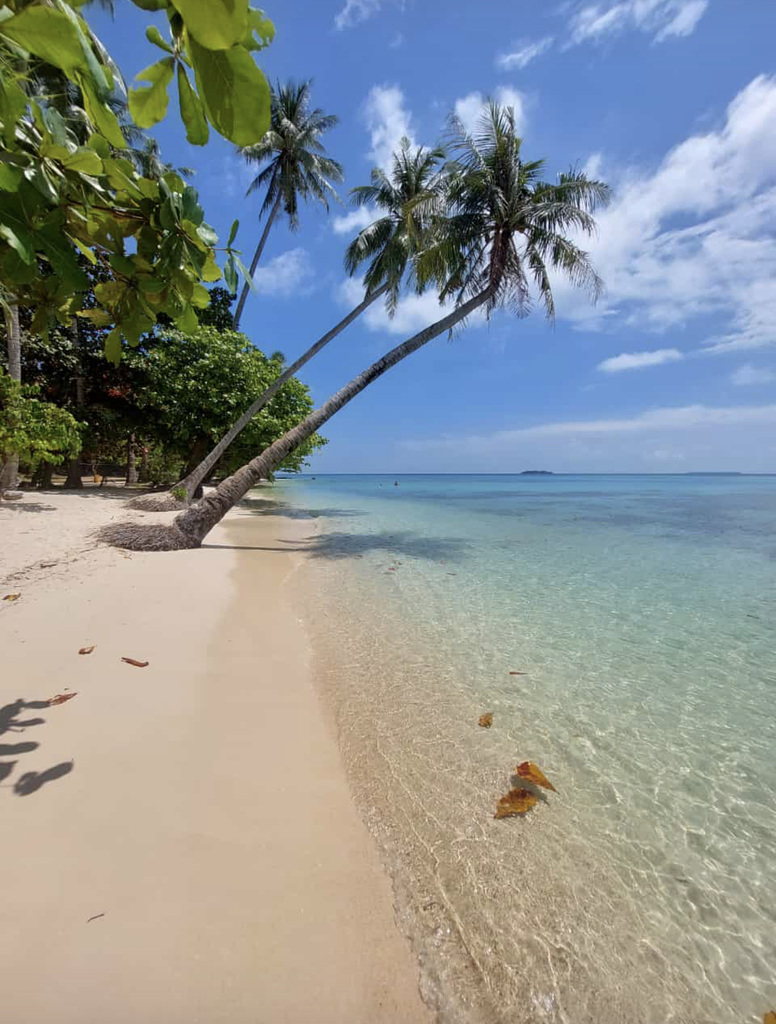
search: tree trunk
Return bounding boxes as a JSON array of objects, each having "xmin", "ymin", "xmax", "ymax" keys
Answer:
[
  {"xmin": 139, "ymin": 445, "xmax": 149, "ymax": 483},
  {"xmin": 177, "ymin": 282, "xmax": 391, "ymax": 500},
  {"xmin": 125, "ymin": 434, "xmax": 138, "ymax": 485},
  {"xmin": 172, "ymin": 290, "xmax": 490, "ymax": 546},
  {"xmin": 32, "ymin": 461, "xmax": 54, "ymax": 489},
  {"xmin": 0, "ymin": 304, "xmax": 21, "ymax": 494},
  {"xmin": 63, "ymin": 321, "xmax": 85, "ymax": 489},
  {"xmin": 233, "ymin": 194, "xmax": 282, "ymax": 329}
]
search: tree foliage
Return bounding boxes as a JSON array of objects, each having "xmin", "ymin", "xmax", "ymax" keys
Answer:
[
  {"xmin": 0, "ymin": 371, "xmax": 81, "ymax": 469},
  {"xmin": 0, "ymin": 0, "xmax": 275, "ymax": 359}
]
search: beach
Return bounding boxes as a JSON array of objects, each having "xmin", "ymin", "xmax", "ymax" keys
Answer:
[{"xmin": 0, "ymin": 489, "xmax": 432, "ymax": 1024}]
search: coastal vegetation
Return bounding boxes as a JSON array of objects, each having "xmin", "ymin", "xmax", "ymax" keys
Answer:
[{"xmin": 0, "ymin": 0, "xmax": 608, "ymax": 542}]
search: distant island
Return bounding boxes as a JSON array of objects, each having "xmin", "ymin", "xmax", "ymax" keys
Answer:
[
  {"xmin": 520, "ymin": 470, "xmax": 554, "ymax": 475},
  {"xmin": 684, "ymin": 472, "xmax": 742, "ymax": 476}
]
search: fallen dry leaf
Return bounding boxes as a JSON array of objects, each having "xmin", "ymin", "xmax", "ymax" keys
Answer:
[
  {"xmin": 478, "ymin": 712, "xmax": 493, "ymax": 728},
  {"xmin": 3, "ymin": 593, "xmax": 21, "ymax": 602},
  {"xmin": 764, "ymin": 1013, "xmax": 776, "ymax": 1024},
  {"xmin": 494, "ymin": 788, "xmax": 538, "ymax": 819},
  {"xmin": 47, "ymin": 692, "xmax": 78, "ymax": 706},
  {"xmin": 78, "ymin": 645, "xmax": 96, "ymax": 655},
  {"xmin": 509, "ymin": 670, "xmax": 526, "ymax": 676},
  {"xmin": 515, "ymin": 761, "xmax": 557, "ymax": 792},
  {"xmin": 121, "ymin": 657, "xmax": 149, "ymax": 668}
]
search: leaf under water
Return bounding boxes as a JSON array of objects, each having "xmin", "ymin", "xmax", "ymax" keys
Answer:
[
  {"xmin": 478, "ymin": 712, "xmax": 493, "ymax": 728},
  {"xmin": 494, "ymin": 788, "xmax": 538, "ymax": 819},
  {"xmin": 121, "ymin": 657, "xmax": 149, "ymax": 668},
  {"xmin": 515, "ymin": 761, "xmax": 557, "ymax": 792},
  {"xmin": 509, "ymin": 670, "xmax": 526, "ymax": 676},
  {"xmin": 48, "ymin": 692, "xmax": 77, "ymax": 705},
  {"xmin": 78, "ymin": 645, "xmax": 95, "ymax": 655}
]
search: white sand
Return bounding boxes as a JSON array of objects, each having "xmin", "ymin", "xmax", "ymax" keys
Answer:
[{"xmin": 0, "ymin": 489, "xmax": 432, "ymax": 1024}]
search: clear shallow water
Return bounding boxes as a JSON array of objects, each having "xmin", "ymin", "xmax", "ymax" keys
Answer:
[{"xmin": 269, "ymin": 474, "xmax": 776, "ymax": 1023}]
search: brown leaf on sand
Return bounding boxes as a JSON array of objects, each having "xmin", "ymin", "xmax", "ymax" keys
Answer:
[
  {"xmin": 509, "ymin": 670, "xmax": 526, "ymax": 676},
  {"xmin": 515, "ymin": 761, "xmax": 557, "ymax": 792},
  {"xmin": 763, "ymin": 1013, "xmax": 776, "ymax": 1024},
  {"xmin": 121, "ymin": 657, "xmax": 149, "ymax": 668},
  {"xmin": 47, "ymin": 692, "xmax": 78, "ymax": 706},
  {"xmin": 494, "ymin": 788, "xmax": 538, "ymax": 819},
  {"xmin": 78, "ymin": 645, "xmax": 96, "ymax": 655},
  {"xmin": 3, "ymin": 593, "xmax": 21, "ymax": 602},
  {"xmin": 478, "ymin": 712, "xmax": 493, "ymax": 728}
]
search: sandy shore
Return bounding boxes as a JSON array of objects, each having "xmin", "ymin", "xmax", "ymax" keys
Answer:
[{"xmin": 0, "ymin": 489, "xmax": 432, "ymax": 1024}]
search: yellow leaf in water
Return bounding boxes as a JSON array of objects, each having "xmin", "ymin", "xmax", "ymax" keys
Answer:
[
  {"xmin": 515, "ymin": 761, "xmax": 557, "ymax": 792},
  {"xmin": 3, "ymin": 593, "xmax": 21, "ymax": 601},
  {"xmin": 494, "ymin": 788, "xmax": 538, "ymax": 819},
  {"xmin": 478, "ymin": 712, "xmax": 493, "ymax": 728}
]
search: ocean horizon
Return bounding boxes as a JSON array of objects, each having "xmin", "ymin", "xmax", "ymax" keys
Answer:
[{"xmin": 276, "ymin": 471, "xmax": 776, "ymax": 1023}]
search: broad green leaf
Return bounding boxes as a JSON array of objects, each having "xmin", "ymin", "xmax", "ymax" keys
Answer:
[
  {"xmin": 181, "ymin": 185, "xmax": 204, "ymax": 225},
  {"xmin": 235, "ymin": 256, "xmax": 255, "ymax": 289},
  {"xmin": 128, "ymin": 57, "xmax": 174, "ymax": 129},
  {"xmin": 176, "ymin": 64, "xmax": 208, "ymax": 145},
  {"xmin": 59, "ymin": 2, "xmax": 111, "ymax": 99},
  {"xmin": 42, "ymin": 106, "xmax": 69, "ymax": 146},
  {"xmin": 95, "ymin": 280, "xmax": 127, "ymax": 305},
  {"xmin": 244, "ymin": 8, "xmax": 275, "ymax": 50},
  {"xmin": 77, "ymin": 307, "xmax": 113, "ymax": 326},
  {"xmin": 0, "ymin": 164, "xmax": 22, "ymax": 191},
  {"xmin": 0, "ymin": 222, "xmax": 34, "ymax": 264},
  {"xmin": 176, "ymin": 303, "xmax": 198, "ymax": 333},
  {"xmin": 121, "ymin": 313, "xmax": 153, "ymax": 347},
  {"xmin": 137, "ymin": 177, "xmax": 159, "ymax": 200},
  {"xmin": 70, "ymin": 236, "xmax": 97, "ymax": 265},
  {"xmin": 172, "ymin": 0, "xmax": 248, "ymax": 50},
  {"xmin": 0, "ymin": 7, "xmax": 86, "ymax": 76},
  {"xmin": 104, "ymin": 327, "xmax": 122, "ymax": 365},
  {"xmin": 197, "ymin": 221, "xmax": 218, "ymax": 246},
  {"xmin": 191, "ymin": 282, "xmax": 210, "ymax": 308},
  {"xmin": 110, "ymin": 254, "xmax": 137, "ymax": 277},
  {"xmin": 0, "ymin": 78, "xmax": 28, "ymax": 145},
  {"xmin": 227, "ymin": 218, "xmax": 239, "ymax": 246},
  {"xmin": 146, "ymin": 25, "xmax": 173, "ymax": 53},
  {"xmin": 87, "ymin": 133, "xmax": 110, "ymax": 158},
  {"xmin": 78, "ymin": 76, "xmax": 125, "ymax": 148},
  {"xmin": 224, "ymin": 253, "xmax": 238, "ymax": 294},
  {"xmin": 131, "ymin": 0, "xmax": 168, "ymax": 10},
  {"xmin": 61, "ymin": 146, "xmax": 104, "ymax": 175},
  {"xmin": 202, "ymin": 253, "xmax": 222, "ymax": 282},
  {"xmin": 138, "ymin": 276, "xmax": 168, "ymax": 295},
  {"xmin": 38, "ymin": 221, "xmax": 88, "ymax": 291},
  {"xmin": 187, "ymin": 34, "xmax": 270, "ymax": 146}
]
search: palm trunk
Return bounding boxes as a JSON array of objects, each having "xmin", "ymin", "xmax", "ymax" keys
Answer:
[
  {"xmin": 64, "ymin": 320, "xmax": 85, "ymax": 489},
  {"xmin": 0, "ymin": 304, "xmax": 21, "ymax": 494},
  {"xmin": 125, "ymin": 434, "xmax": 138, "ymax": 485},
  {"xmin": 233, "ymin": 195, "xmax": 282, "ymax": 330},
  {"xmin": 172, "ymin": 290, "xmax": 490, "ymax": 546},
  {"xmin": 177, "ymin": 282, "xmax": 391, "ymax": 500}
]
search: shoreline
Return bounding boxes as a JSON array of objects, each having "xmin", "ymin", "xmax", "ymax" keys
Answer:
[{"xmin": 0, "ymin": 490, "xmax": 431, "ymax": 1024}]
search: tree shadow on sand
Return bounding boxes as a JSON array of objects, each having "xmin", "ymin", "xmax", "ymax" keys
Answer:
[
  {"xmin": 0, "ymin": 699, "xmax": 74, "ymax": 797},
  {"xmin": 206, "ymin": 529, "xmax": 471, "ymax": 564},
  {"xmin": 237, "ymin": 497, "xmax": 365, "ymax": 520}
]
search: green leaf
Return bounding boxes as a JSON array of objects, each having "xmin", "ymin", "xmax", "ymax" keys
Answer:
[
  {"xmin": 146, "ymin": 25, "xmax": 173, "ymax": 53},
  {"xmin": 197, "ymin": 221, "xmax": 218, "ymax": 246},
  {"xmin": 0, "ymin": 7, "xmax": 86, "ymax": 76},
  {"xmin": 0, "ymin": 222, "xmax": 34, "ymax": 264},
  {"xmin": 128, "ymin": 57, "xmax": 175, "ymax": 129},
  {"xmin": 0, "ymin": 78, "xmax": 28, "ymax": 145},
  {"xmin": 110, "ymin": 254, "xmax": 137, "ymax": 277},
  {"xmin": 191, "ymin": 282, "xmax": 210, "ymax": 308},
  {"xmin": 131, "ymin": 0, "xmax": 167, "ymax": 9},
  {"xmin": 181, "ymin": 185, "xmax": 204, "ymax": 225},
  {"xmin": 176, "ymin": 303, "xmax": 198, "ymax": 333},
  {"xmin": 0, "ymin": 164, "xmax": 22, "ymax": 192},
  {"xmin": 61, "ymin": 146, "xmax": 104, "ymax": 175},
  {"xmin": 202, "ymin": 254, "xmax": 222, "ymax": 282},
  {"xmin": 121, "ymin": 312, "xmax": 154, "ymax": 347},
  {"xmin": 95, "ymin": 280, "xmax": 127, "ymax": 306},
  {"xmin": 138, "ymin": 276, "xmax": 168, "ymax": 295},
  {"xmin": 104, "ymin": 327, "xmax": 122, "ymax": 365},
  {"xmin": 224, "ymin": 253, "xmax": 238, "ymax": 295},
  {"xmin": 42, "ymin": 106, "xmax": 69, "ymax": 145},
  {"xmin": 38, "ymin": 221, "xmax": 88, "ymax": 291},
  {"xmin": 87, "ymin": 133, "xmax": 110, "ymax": 158},
  {"xmin": 77, "ymin": 307, "xmax": 113, "ymax": 326},
  {"xmin": 176, "ymin": 64, "xmax": 209, "ymax": 145},
  {"xmin": 78, "ymin": 76, "xmax": 126, "ymax": 148},
  {"xmin": 172, "ymin": 0, "xmax": 248, "ymax": 50},
  {"xmin": 244, "ymin": 8, "xmax": 275, "ymax": 50},
  {"xmin": 70, "ymin": 236, "xmax": 97, "ymax": 265},
  {"xmin": 227, "ymin": 218, "xmax": 239, "ymax": 246},
  {"xmin": 186, "ymin": 33, "xmax": 270, "ymax": 146},
  {"xmin": 235, "ymin": 256, "xmax": 255, "ymax": 289}
]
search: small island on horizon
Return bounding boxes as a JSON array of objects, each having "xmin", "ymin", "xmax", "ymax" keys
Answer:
[{"xmin": 520, "ymin": 470, "xmax": 555, "ymax": 475}]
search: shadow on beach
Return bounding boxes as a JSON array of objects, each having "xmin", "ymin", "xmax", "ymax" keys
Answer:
[
  {"xmin": 237, "ymin": 497, "xmax": 366, "ymax": 520},
  {"xmin": 0, "ymin": 699, "xmax": 75, "ymax": 797},
  {"xmin": 206, "ymin": 528, "xmax": 471, "ymax": 564}
]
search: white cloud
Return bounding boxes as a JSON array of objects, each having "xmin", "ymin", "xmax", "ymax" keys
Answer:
[
  {"xmin": 389, "ymin": 31, "xmax": 404, "ymax": 48},
  {"xmin": 337, "ymin": 277, "xmax": 489, "ymax": 335},
  {"xmin": 334, "ymin": 0, "xmax": 380, "ymax": 30},
  {"xmin": 332, "ymin": 207, "xmax": 376, "ymax": 236},
  {"xmin": 567, "ymin": 0, "xmax": 708, "ymax": 46},
  {"xmin": 454, "ymin": 87, "xmax": 527, "ymax": 135},
  {"xmin": 496, "ymin": 36, "xmax": 554, "ymax": 70},
  {"xmin": 731, "ymin": 364, "xmax": 776, "ymax": 386},
  {"xmin": 252, "ymin": 249, "xmax": 314, "ymax": 297},
  {"xmin": 597, "ymin": 348, "xmax": 684, "ymax": 372},
  {"xmin": 555, "ymin": 76, "xmax": 776, "ymax": 359},
  {"xmin": 362, "ymin": 84, "xmax": 415, "ymax": 170}
]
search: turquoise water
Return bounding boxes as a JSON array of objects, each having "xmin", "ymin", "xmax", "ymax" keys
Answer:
[{"xmin": 271, "ymin": 474, "xmax": 776, "ymax": 1024}]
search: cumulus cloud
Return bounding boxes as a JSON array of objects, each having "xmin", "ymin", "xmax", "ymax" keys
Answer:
[
  {"xmin": 496, "ymin": 36, "xmax": 554, "ymax": 70},
  {"xmin": 454, "ymin": 87, "xmax": 527, "ymax": 135},
  {"xmin": 252, "ymin": 249, "xmax": 314, "ymax": 297},
  {"xmin": 731, "ymin": 364, "xmax": 776, "ymax": 386},
  {"xmin": 362, "ymin": 84, "xmax": 415, "ymax": 170},
  {"xmin": 554, "ymin": 75, "xmax": 776, "ymax": 359},
  {"xmin": 597, "ymin": 348, "xmax": 684, "ymax": 372},
  {"xmin": 337, "ymin": 277, "xmax": 489, "ymax": 335},
  {"xmin": 334, "ymin": 0, "xmax": 380, "ymax": 30},
  {"xmin": 331, "ymin": 207, "xmax": 376, "ymax": 236},
  {"xmin": 567, "ymin": 0, "xmax": 708, "ymax": 46}
]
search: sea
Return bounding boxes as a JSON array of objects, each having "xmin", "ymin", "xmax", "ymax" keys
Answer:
[{"xmin": 268, "ymin": 473, "xmax": 776, "ymax": 1024}]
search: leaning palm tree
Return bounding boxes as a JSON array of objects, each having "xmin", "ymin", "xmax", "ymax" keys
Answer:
[
  {"xmin": 103, "ymin": 102, "xmax": 610, "ymax": 551},
  {"xmin": 233, "ymin": 79, "xmax": 344, "ymax": 328},
  {"xmin": 130, "ymin": 139, "xmax": 446, "ymax": 507}
]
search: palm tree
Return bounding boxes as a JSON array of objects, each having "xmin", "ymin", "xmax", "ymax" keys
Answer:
[
  {"xmin": 131, "ymin": 140, "xmax": 446, "ymax": 506},
  {"xmin": 103, "ymin": 103, "xmax": 610, "ymax": 551},
  {"xmin": 0, "ymin": 305, "xmax": 21, "ymax": 495},
  {"xmin": 232, "ymin": 79, "xmax": 344, "ymax": 329}
]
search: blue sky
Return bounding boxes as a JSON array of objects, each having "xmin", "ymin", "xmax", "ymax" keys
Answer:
[{"xmin": 91, "ymin": 1, "xmax": 776, "ymax": 472}]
